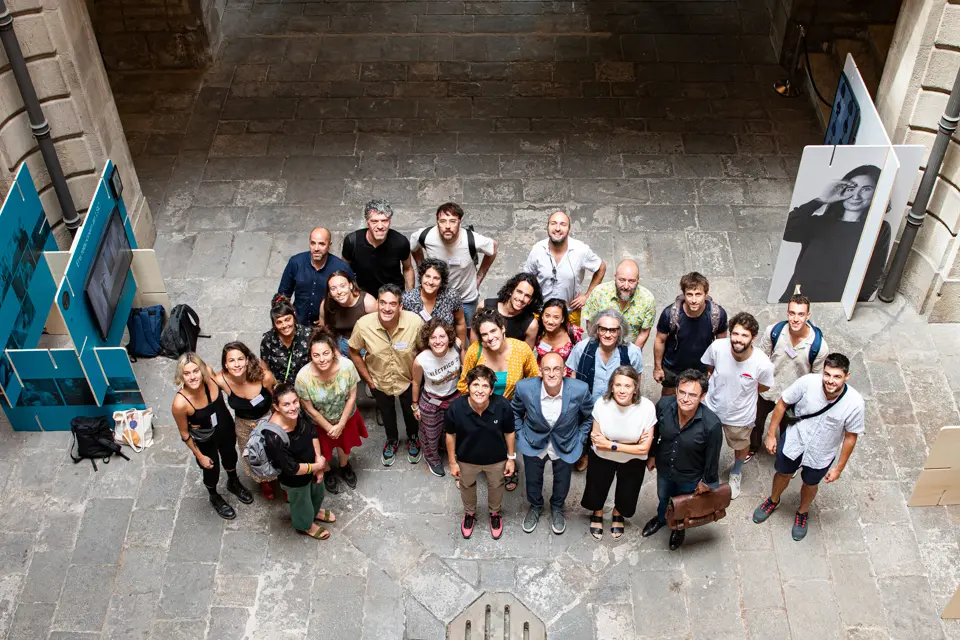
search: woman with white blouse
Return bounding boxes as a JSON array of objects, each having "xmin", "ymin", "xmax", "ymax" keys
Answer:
[{"xmin": 581, "ymin": 366, "xmax": 656, "ymax": 540}]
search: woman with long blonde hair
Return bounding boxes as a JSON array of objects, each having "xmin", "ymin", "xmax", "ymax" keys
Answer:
[{"xmin": 171, "ymin": 352, "xmax": 252, "ymax": 519}]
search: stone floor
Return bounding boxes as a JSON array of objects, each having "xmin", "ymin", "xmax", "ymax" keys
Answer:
[{"xmin": 1, "ymin": 0, "xmax": 960, "ymax": 637}]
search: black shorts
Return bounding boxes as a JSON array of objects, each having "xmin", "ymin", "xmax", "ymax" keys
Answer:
[{"xmin": 774, "ymin": 436, "xmax": 833, "ymax": 486}]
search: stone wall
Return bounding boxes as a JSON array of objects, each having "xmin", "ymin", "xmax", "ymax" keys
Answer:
[
  {"xmin": 0, "ymin": 0, "xmax": 153, "ymax": 248},
  {"xmin": 877, "ymin": 0, "xmax": 960, "ymax": 321},
  {"xmin": 90, "ymin": 0, "xmax": 213, "ymax": 70}
]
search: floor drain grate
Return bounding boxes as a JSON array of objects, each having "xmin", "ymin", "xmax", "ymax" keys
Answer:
[{"xmin": 446, "ymin": 592, "xmax": 546, "ymax": 639}]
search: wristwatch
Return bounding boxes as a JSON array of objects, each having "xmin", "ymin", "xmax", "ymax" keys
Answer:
[
  {"xmin": 611, "ymin": 441, "xmax": 618, "ymax": 451},
  {"xmin": 507, "ymin": 453, "xmax": 517, "ymax": 460}
]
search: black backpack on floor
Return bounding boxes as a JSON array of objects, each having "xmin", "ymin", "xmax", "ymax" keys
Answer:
[
  {"xmin": 159, "ymin": 304, "xmax": 209, "ymax": 358},
  {"xmin": 70, "ymin": 416, "xmax": 129, "ymax": 471}
]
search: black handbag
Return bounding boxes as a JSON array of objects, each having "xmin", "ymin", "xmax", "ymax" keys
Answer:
[{"xmin": 781, "ymin": 384, "xmax": 848, "ymax": 427}]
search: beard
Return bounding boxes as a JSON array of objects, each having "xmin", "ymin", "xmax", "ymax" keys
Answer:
[
  {"xmin": 731, "ymin": 341, "xmax": 749, "ymax": 353},
  {"xmin": 617, "ymin": 289, "xmax": 634, "ymax": 302},
  {"xmin": 549, "ymin": 235, "xmax": 566, "ymax": 246}
]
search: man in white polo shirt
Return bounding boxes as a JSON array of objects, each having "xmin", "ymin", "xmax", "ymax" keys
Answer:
[
  {"xmin": 701, "ymin": 311, "xmax": 775, "ymax": 500},
  {"xmin": 523, "ymin": 210, "xmax": 606, "ymax": 328},
  {"xmin": 411, "ymin": 202, "xmax": 497, "ymax": 327},
  {"xmin": 752, "ymin": 353, "xmax": 864, "ymax": 541}
]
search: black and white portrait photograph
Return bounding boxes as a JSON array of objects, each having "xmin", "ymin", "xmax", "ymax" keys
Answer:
[
  {"xmin": 768, "ymin": 145, "xmax": 894, "ymax": 304},
  {"xmin": 16, "ymin": 378, "xmax": 64, "ymax": 407}
]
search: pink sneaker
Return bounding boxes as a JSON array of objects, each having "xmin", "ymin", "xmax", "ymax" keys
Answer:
[
  {"xmin": 461, "ymin": 513, "xmax": 475, "ymax": 539},
  {"xmin": 490, "ymin": 512, "xmax": 503, "ymax": 540}
]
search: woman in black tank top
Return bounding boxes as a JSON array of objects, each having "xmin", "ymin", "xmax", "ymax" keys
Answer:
[
  {"xmin": 216, "ymin": 342, "xmax": 278, "ymax": 499},
  {"xmin": 475, "ymin": 272, "xmax": 542, "ymax": 348},
  {"xmin": 172, "ymin": 352, "xmax": 252, "ymax": 519},
  {"xmin": 319, "ymin": 271, "xmax": 376, "ymax": 356}
]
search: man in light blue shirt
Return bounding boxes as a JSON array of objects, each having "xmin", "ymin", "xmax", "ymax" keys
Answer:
[{"xmin": 566, "ymin": 309, "xmax": 643, "ymax": 471}]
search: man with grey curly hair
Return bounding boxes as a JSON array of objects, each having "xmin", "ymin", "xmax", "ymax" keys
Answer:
[
  {"xmin": 342, "ymin": 199, "xmax": 415, "ymax": 295},
  {"xmin": 566, "ymin": 308, "xmax": 644, "ymax": 471}
]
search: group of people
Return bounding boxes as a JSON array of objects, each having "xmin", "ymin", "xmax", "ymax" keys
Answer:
[{"xmin": 171, "ymin": 200, "xmax": 866, "ymax": 548}]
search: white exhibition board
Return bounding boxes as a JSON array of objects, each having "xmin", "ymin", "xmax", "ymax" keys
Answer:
[
  {"xmin": 841, "ymin": 149, "xmax": 899, "ymax": 318},
  {"xmin": 767, "ymin": 145, "xmax": 894, "ymax": 306},
  {"xmin": 842, "ymin": 54, "xmax": 891, "ymax": 147}
]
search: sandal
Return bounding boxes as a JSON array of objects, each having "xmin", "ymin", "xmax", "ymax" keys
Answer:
[
  {"xmin": 611, "ymin": 514, "xmax": 625, "ymax": 539},
  {"xmin": 298, "ymin": 525, "xmax": 330, "ymax": 540},
  {"xmin": 314, "ymin": 509, "xmax": 337, "ymax": 523},
  {"xmin": 505, "ymin": 471, "xmax": 518, "ymax": 492},
  {"xmin": 589, "ymin": 514, "xmax": 603, "ymax": 540}
]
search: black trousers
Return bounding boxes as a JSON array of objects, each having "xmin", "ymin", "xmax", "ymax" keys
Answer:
[
  {"xmin": 580, "ymin": 448, "xmax": 647, "ymax": 518},
  {"xmin": 194, "ymin": 419, "xmax": 239, "ymax": 489},
  {"xmin": 750, "ymin": 396, "xmax": 778, "ymax": 451},
  {"xmin": 372, "ymin": 386, "xmax": 418, "ymax": 442}
]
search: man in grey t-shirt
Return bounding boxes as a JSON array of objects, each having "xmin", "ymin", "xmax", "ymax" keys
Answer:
[{"xmin": 751, "ymin": 353, "xmax": 864, "ymax": 542}]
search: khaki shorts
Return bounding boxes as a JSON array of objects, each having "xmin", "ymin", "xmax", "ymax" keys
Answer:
[{"xmin": 723, "ymin": 424, "xmax": 752, "ymax": 450}]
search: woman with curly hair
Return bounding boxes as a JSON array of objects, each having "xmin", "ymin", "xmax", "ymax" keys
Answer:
[
  {"xmin": 411, "ymin": 318, "xmax": 462, "ymax": 477},
  {"xmin": 476, "ymin": 272, "xmax": 542, "ymax": 348},
  {"xmin": 215, "ymin": 342, "xmax": 278, "ymax": 499},
  {"xmin": 534, "ymin": 298, "xmax": 584, "ymax": 377},
  {"xmin": 260, "ymin": 294, "xmax": 312, "ymax": 384},
  {"xmin": 402, "ymin": 258, "xmax": 467, "ymax": 346}
]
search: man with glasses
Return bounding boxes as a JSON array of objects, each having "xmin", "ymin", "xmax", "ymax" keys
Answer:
[
  {"xmin": 512, "ymin": 352, "xmax": 595, "ymax": 535},
  {"xmin": 582, "ymin": 259, "xmax": 656, "ymax": 348},
  {"xmin": 523, "ymin": 210, "xmax": 606, "ymax": 328},
  {"xmin": 567, "ymin": 309, "xmax": 643, "ymax": 470}
]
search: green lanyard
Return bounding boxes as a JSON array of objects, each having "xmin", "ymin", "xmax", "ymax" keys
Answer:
[{"xmin": 284, "ymin": 349, "xmax": 294, "ymax": 382}]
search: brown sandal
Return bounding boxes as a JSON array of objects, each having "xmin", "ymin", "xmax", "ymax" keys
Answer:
[
  {"xmin": 299, "ymin": 525, "xmax": 330, "ymax": 540},
  {"xmin": 314, "ymin": 509, "xmax": 336, "ymax": 523}
]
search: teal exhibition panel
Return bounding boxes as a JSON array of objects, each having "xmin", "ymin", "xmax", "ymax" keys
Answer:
[{"xmin": 0, "ymin": 161, "xmax": 149, "ymax": 431}]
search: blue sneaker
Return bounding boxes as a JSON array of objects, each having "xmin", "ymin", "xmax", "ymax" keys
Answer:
[
  {"xmin": 408, "ymin": 436, "xmax": 422, "ymax": 464},
  {"xmin": 382, "ymin": 440, "xmax": 398, "ymax": 467}
]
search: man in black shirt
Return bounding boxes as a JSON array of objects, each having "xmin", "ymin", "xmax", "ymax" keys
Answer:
[
  {"xmin": 445, "ymin": 365, "xmax": 516, "ymax": 541},
  {"xmin": 342, "ymin": 199, "xmax": 415, "ymax": 295},
  {"xmin": 642, "ymin": 369, "xmax": 722, "ymax": 550},
  {"xmin": 652, "ymin": 272, "xmax": 728, "ymax": 397}
]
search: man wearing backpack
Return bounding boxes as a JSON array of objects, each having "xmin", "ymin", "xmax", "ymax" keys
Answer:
[
  {"xmin": 652, "ymin": 272, "xmax": 728, "ymax": 397},
  {"xmin": 748, "ymin": 294, "xmax": 828, "ymax": 461},
  {"xmin": 411, "ymin": 202, "xmax": 498, "ymax": 327}
]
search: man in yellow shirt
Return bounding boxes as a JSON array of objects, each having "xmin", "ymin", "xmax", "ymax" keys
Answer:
[{"xmin": 349, "ymin": 284, "xmax": 424, "ymax": 466}]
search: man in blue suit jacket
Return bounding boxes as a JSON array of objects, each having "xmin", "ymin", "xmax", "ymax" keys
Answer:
[{"xmin": 512, "ymin": 352, "xmax": 595, "ymax": 535}]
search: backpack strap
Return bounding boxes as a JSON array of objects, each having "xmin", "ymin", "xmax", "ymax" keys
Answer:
[
  {"xmin": 465, "ymin": 225, "xmax": 478, "ymax": 264},
  {"xmin": 770, "ymin": 321, "xmax": 787, "ymax": 351},
  {"xmin": 808, "ymin": 323, "xmax": 823, "ymax": 367},
  {"xmin": 260, "ymin": 421, "xmax": 291, "ymax": 446},
  {"xmin": 617, "ymin": 345, "xmax": 630, "ymax": 368},
  {"xmin": 706, "ymin": 298, "xmax": 722, "ymax": 335},
  {"xmin": 417, "ymin": 226, "xmax": 432, "ymax": 252},
  {"xmin": 575, "ymin": 340, "xmax": 600, "ymax": 394}
]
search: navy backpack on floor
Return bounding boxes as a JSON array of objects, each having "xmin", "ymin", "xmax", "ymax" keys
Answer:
[{"xmin": 126, "ymin": 305, "xmax": 165, "ymax": 359}]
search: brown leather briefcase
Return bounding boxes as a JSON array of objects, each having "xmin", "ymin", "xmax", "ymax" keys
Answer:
[{"xmin": 666, "ymin": 483, "xmax": 732, "ymax": 531}]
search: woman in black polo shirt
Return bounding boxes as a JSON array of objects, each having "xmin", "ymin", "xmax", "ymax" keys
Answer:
[{"xmin": 444, "ymin": 365, "xmax": 516, "ymax": 541}]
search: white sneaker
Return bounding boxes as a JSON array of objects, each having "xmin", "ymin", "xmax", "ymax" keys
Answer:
[{"xmin": 729, "ymin": 472, "xmax": 742, "ymax": 500}]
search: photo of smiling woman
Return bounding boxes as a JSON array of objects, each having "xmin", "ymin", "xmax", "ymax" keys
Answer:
[{"xmin": 775, "ymin": 163, "xmax": 890, "ymax": 303}]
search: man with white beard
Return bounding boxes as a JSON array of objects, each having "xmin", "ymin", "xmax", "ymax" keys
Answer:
[{"xmin": 582, "ymin": 259, "xmax": 656, "ymax": 348}]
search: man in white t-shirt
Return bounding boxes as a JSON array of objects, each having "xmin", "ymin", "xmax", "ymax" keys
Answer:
[
  {"xmin": 411, "ymin": 202, "xmax": 497, "ymax": 328},
  {"xmin": 523, "ymin": 210, "xmax": 606, "ymax": 327},
  {"xmin": 701, "ymin": 311, "xmax": 774, "ymax": 500},
  {"xmin": 752, "ymin": 353, "xmax": 864, "ymax": 541}
]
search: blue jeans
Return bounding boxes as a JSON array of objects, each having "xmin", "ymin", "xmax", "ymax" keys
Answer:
[
  {"xmin": 656, "ymin": 474, "xmax": 701, "ymax": 525},
  {"xmin": 338, "ymin": 336, "xmax": 365, "ymax": 359},
  {"xmin": 462, "ymin": 299, "xmax": 479, "ymax": 329},
  {"xmin": 523, "ymin": 454, "xmax": 572, "ymax": 511}
]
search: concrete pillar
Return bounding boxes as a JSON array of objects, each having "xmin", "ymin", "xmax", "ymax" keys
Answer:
[{"xmin": 0, "ymin": 0, "xmax": 154, "ymax": 247}]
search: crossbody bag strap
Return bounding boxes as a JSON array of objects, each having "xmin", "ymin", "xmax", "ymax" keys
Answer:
[{"xmin": 796, "ymin": 384, "xmax": 848, "ymax": 421}]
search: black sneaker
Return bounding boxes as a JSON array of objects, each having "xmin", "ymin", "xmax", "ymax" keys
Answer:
[
  {"xmin": 340, "ymin": 463, "xmax": 358, "ymax": 489},
  {"xmin": 792, "ymin": 511, "xmax": 809, "ymax": 541},
  {"xmin": 427, "ymin": 461, "xmax": 445, "ymax": 477},
  {"xmin": 209, "ymin": 493, "xmax": 236, "ymax": 520},
  {"xmin": 226, "ymin": 478, "xmax": 253, "ymax": 504},
  {"xmin": 324, "ymin": 471, "xmax": 341, "ymax": 494}
]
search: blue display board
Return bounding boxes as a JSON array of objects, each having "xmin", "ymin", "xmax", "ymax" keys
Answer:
[
  {"xmin": 824, "ymin": 72, "xmax": 861, "ymax": 146},
  {"xmin": 0, "ymin": 161, "xmax": 148, "ymax": 431}
]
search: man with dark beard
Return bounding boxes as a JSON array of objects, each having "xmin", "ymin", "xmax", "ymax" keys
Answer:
[
  {"xmin": 700, "ymin": 312, "xmax": 774, "ymax": 500},
  {"xmin": 524, "ymin": 210, "xmax": 606, "ymax": 328},
  {"xmin": 582, "ymin": 259, "xmax": 656, "ymax": 348}
]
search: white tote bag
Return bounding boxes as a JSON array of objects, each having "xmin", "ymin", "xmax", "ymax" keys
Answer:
[{"xmin": 113, "ymin": 408, "xmax": 155, "ymax": 452}]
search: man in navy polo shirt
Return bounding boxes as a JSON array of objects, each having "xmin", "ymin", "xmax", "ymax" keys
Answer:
[{"xmin": 277, "ymin": 227, "xmax": 353, "ymax": 326}]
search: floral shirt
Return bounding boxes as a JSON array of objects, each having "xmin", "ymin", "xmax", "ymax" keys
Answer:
[
  {"xmin": 401, "ymin": 288, "xmax": 463, "ymax": 325},
  {"xmin": 260, "ymin": 324, "xmax": 312, "ymax": 384},
  {"xmin": 582, "ymin": 281, "xmax": 656, "ymax": 342},
  {"xmin": 295, "ymin": 356, "xmax": 360, "ymax": 423},
  {"xmin": 535, "ymin": 325, "xmax": 584, "ymax": 377}
]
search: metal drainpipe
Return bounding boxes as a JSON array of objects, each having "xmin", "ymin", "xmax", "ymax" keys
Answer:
[
  {"xmin": 0, "ymin": 0, "xmax": 81, "ymax": 233},
  {"xmin": 880, "ymin": 66, "xmax": 960, "ymax": 303}
]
